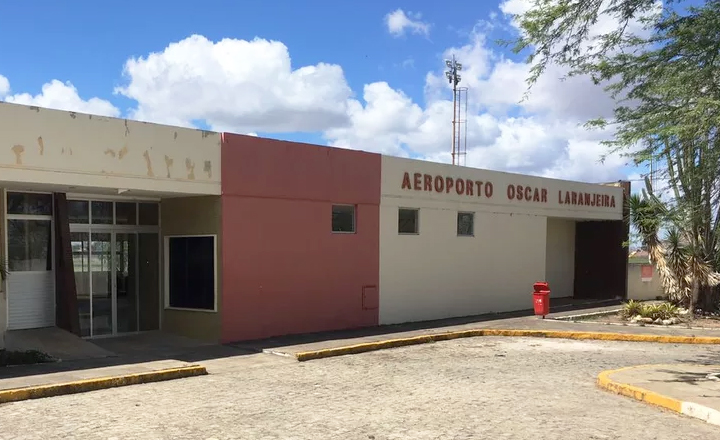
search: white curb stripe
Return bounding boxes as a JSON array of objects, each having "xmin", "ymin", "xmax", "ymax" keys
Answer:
[{"xmin": 681, "ymin": 401, "xmax": 720, "ymax": 426}]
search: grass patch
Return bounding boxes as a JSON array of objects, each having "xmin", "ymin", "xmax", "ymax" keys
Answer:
[{"xmin": 0, "ymin": 349, "xmax": 55, "ymax": 367}]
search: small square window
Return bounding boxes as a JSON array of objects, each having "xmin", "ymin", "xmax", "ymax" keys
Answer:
[
  {"xmin": 68, "ymin": 200, "xmax": 89, "ymax": 224},
  {"xmin": 332, "ymin": 205, "xmax": 355, "ymax": 233},
  {"xmin": 398, "ymin": 208, "xmax": 419, "ymax": 234},
  {"xmin": 91, "ymin": 201, "xmax": 113, "ymax": 224},
  {"xmin": 139, "ymin": 203, "xmax": 159, "ymax": 225},
  {"xmin": 7, "ymin": 192, "xmax": 52, "ymax": 216},
  {"xmin": 115, "ymin": 202, "xmax": 137, "ymax": 225},
  {"xmin": 457, "ymin": 212, "xmax": 474, "ymax": 236}
]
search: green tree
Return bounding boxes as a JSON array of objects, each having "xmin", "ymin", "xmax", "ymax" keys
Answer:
[{"xmin": 508, "ymin": 0, "xmax": 720, "ymax": 310}]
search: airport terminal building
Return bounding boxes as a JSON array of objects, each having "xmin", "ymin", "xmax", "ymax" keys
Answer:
[{"xmin": 0, "ymin": 102, "xmax": 629, "ymax": 347}]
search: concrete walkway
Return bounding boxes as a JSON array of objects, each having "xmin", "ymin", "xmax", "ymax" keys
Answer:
[
  {"xmin": 0, "ymin": 331, "xmax": 250, "ymax": 402},
  {"xmin": 0, "ymin": 359, "xmax": 199, "ymax": 392},
  {"xmin": 4, "ymin": 301, "xmax": 720, "ymax": 404},
  {"xmin": 236, "ymin": 304, "xmax": 720, "ymax": 357},
  {"xmin": 598, "ymin": 364, "xmax": 720, "ymax": 426}
]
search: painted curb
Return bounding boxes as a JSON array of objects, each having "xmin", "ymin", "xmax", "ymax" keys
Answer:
[
  {"xmin": 597, "ymin": 366, "xmax": 720, "ymax": 426},
  {"xmin": 0, "ymin": 365, "xmax": 208, "ymax": 404},
  {"xmin": 294, "ymin": 329, "xmax": 720, "ymax": 361},
  {"xmin": 550, "ymin": 309, "xmax": 622, "ymax": 321}
]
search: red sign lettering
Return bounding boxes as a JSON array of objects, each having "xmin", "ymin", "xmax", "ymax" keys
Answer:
[
  {"xmin": 558, "ymin": 190, "xmax": 616, "ymax": 208},
  {"xmin": 399, "ymin": 172, "xmax": 493, "ymax": 199},
  {"xmin": 506, "ymin": 184, "xmax": 547, "ymax": 203},
  {"xmin": 400, "ymin": 172, "xmax": 617, "ymax": 209}
]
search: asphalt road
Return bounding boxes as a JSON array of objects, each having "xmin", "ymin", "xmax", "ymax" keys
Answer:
[{"xmin": 1, "ymin": 337, "xmax": 718, "ymax": 439}]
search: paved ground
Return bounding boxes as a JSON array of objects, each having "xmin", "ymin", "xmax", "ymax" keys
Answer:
[{"xmin": 1, "ymin": 337, "xmax": 719, "ymax": 439}]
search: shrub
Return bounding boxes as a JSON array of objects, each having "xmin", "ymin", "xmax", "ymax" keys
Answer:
[
  {"xmin": 621, "ymin": 300, "xmax": 644, "ymax": 318},
  {"xmin": 0, "ymin": 349, "xmax": 54, "ymax": 367},
  {"xmin": 638, "ymin": 302, "xmax": 680, "ymax": 321},
  {"xmin": 641, "ymin": 304, "xmax": 664, "ymax": 320},
  {"xmin": 658, "ymin": 302, "xmax": 680, "ymax": 319}
]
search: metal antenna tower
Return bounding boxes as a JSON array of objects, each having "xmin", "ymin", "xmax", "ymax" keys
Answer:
[{"xmin": 445, "ymin": 55, "xmax": 466, "ymax": 166}]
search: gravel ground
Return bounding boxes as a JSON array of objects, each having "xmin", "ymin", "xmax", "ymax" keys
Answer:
[
  {"xmin": 1, "ymin": 337, "xmax": 719, "ymax": 440},
  {"xmin": 573, "ymin": 312, "xmax": 720, "ymax": 329}
]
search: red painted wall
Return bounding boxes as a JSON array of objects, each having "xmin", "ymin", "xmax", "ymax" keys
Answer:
[{"xmin": 220, "ymin": 133, "xmax": 381, "ymax": 342}]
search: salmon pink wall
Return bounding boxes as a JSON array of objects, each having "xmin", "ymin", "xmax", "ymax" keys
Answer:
[{"xmin": 220, "ymin": 133, "xmax": 381, "ymax": 342}]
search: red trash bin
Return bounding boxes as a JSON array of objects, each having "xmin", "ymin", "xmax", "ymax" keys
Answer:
[{"xmin": 532, "ymin": 282, "xmax": 551, "ymax": 318}]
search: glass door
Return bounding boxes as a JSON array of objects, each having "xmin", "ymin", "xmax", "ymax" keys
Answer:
[
  {"xmin": 91, "ymin": 232, "xmax": 113, "ymax": 336},
  {"xmin": 68, "ymin": 199, "xmax": 159, "ymax": 338},
  {"xmin": 71, "ymin": 232, "xmax": 91, "ymax": 337},
  {"xmin": 115, "ymin": 233, "xmax": 138, "ymax": 333}
]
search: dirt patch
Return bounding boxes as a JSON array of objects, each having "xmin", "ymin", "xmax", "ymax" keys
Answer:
[{"xmin": 565, "ymin": 312, "xmax": 720, "ymax": 329}]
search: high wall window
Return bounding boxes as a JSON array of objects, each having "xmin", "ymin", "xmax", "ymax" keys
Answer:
[
  {"xmin": 165, "ymin": 235, "xmax": 216, "ymax": 311},
  {"xmin": 6, "ymin": 192, "xmax": 53, "ymax": 272},
  {"xmin": 457, "ymin": 212, "xmax": 475, "ymax": 237},
  {"xmin": 67, "ymin": 200, "xmax": 159, "ymax": 225},
  {"xmin": 332, "ymin": 205, "xmax": 356, "ymax": 233},
  {"xmin": 398, "ymin": 208, "xmax": 419, "ymax": 234}
]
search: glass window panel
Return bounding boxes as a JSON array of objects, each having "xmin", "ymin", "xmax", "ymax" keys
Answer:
[
  {"xmin": 115, "ymin": 202, "xmax": 137, "ymax": 225},
  {"xmin": 71, "ymin": 232, "xmax": 91, "ymax": 337},
  {"xmin": 116, "ymin": 233, "xmax": 138, "ymax": 332},
  {"xmin": 91, "ymin": 233, "xmax": 113, "ymax": 336},
  {"xmin": 138, "ymin": 233, "xmax": 160, "ymax": 331},
  {"xmin": 7, "ymin": 219, "xmax": 52, "ymax": 271},
  {"xmin": 7, "ymin": 192, "xmax": 52, "ymax": 216},
  {"xmin": 331, "ymin": 205, "xmax": 355, "ymax": 233},
  {"xmin": 91, "ymin": 201, "xmax": 113, "ymax": 224},
  {"xmin": 398, "ymin": 209, "xmax": 419, "ymax": 234},
  {"xmin": 138, "ymin": 203, "xmax": 159, "ymax": 226},
  {"xmin": 68, "ymin": 200, "xmax": 89, "ymax": 224},
  {"xmin": 167, "ymin": 236, "xmax": 215, "ymax": 310},
  {"xmin": 457, "ymin": 212, "xmax": 474, "ymax": 236}
]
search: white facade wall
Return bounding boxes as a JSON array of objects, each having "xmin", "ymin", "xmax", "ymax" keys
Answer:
[
  {"xmin": 379, "ymin": 156, "xmax": 624, "ymax": 325},
  {"xmin": 0, "ymin": 188, "xmax": 5, "ymax": 349},
  {"xmin": 545, "ymin": 218, "xmax": 576, "ymax": 299},
  {"xmin": 0, "ymin": 102, "xmax": 221, "ymax": 196}
]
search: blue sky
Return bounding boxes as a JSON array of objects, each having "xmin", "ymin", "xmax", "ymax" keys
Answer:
[
  {"xmin": 0, "ymin": 1, "xmax": 500, "ymax": 99},
  {"xmin": 0, "ymin": 0, "xmax": 647, "ymax": 185}
]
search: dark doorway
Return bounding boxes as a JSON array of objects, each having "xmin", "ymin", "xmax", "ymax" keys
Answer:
[{"xmin": 573, "ymin": 182, "xmax": 631, "ymax": 300}]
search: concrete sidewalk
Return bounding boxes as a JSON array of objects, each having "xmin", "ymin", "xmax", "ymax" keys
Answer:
[
  {"xmin": 0, "ymin": 359, "xmax": 199, "ymax": 392},
  {"xmin": 598, "ymin": 364, "xmax": 720, "ymax": 426},
  {"xmin": 0, "ymin": 359, "xmax": 207, "ymax": 404},
  {"xmin": 236, "ymin": 304, "xmax": 720, "ymax": 358}
]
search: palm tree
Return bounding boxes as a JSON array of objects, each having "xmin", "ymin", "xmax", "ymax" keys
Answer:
[{"xmin": 628, "ymin": 188, "xmax": 720, "ymax": 314}]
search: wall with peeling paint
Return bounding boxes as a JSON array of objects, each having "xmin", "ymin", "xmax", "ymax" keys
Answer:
[
  {"xmin": 0, "ymin": 103, "xmax": 221, "ymax": 196},
  {"xmin": 161, "ymin": 196, "xmax": 223, "ymax": 342},
  {"xmin": 0, "ymin": 189, "xmax": 6, "ymax": 349},
  {"xmin": 220, "ymin": 134, "xmax": 381, "ymax": 343}
]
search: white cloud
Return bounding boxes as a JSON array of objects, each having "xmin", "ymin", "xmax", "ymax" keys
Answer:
[
  {"xmin": 0, "ymin": 75, "xmax": 9, "ymax": 96},
  {"xmin": 1, "ymin": 78, "xmax": 119, "ymax": 117},
  {"xmin": 326, "ymin": 16, "xmax": 630, "ymax": 181},
  {"xmin": 115, "ymin": 34, "xmax": 353, "ymax": 133},
  {"xmin": 0, "ymin": 1, "xmax": 646, "ymax": 185},
  {"xmin": 384, "ymin": 9, "xmax": 431, "ymax": 37}
]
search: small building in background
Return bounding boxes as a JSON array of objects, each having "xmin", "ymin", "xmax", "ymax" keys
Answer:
[
  {"xmin": 627, "ymin": 249, "xmax": 664, "ymax": 301},
  {"xmin": 0, "ymin": 102, "xmax": 631, "ymax": 347}
]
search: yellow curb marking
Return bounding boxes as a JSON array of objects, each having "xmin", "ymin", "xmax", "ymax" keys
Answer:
[
  {"xmin": 294, "ymin": 329, "xmax": 720, "ymax": 361},
  {"xmin": 0, "ymin": 365, "xmax": 208, "ymax": 404},
  {"xmin": 597, "ymin": 366, "xmax": 683, "ymax": 413}
]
